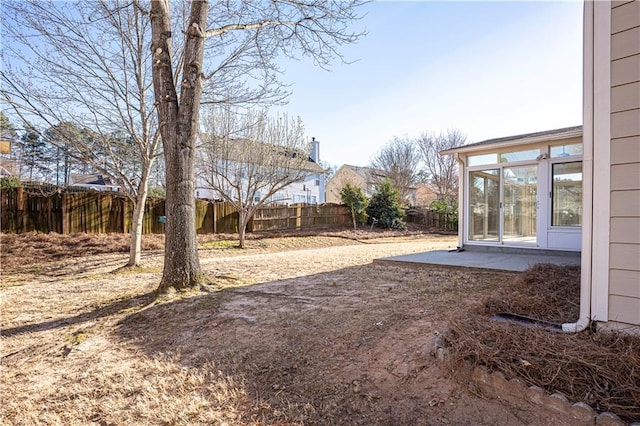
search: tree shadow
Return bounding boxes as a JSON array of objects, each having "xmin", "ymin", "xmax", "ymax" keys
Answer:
[
  {"xmin": 2, "ymin": 291, "xmax": 156, "ymax": 337},
  {"xmin": 114, "ymin": 263, "xmax": 481, "ymax": 424}
]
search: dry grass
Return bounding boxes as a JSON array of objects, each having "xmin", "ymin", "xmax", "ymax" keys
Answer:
[
  {"xmin": 3, "ymin": 231, "xmax": 637, "ymax": 424},
  {"xmin": 444, "ymin": 264, "xmax": 640, "ymax": 423},
  {"xmin": 0, "ymin": 224, "xmax": 433, "ymax": 272}
]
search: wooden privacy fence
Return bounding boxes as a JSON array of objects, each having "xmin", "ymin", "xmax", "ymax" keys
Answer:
[
  {"xmin": 0, "ymin": 187, "xmax": 351, "ymax": 235},
  {"xmin": 249, "ymin": 203, "xmax": 350, "ymax": 231},
  {"xmin": 405, "ymin": 207, "xmax": 458, "ymax": 232}
]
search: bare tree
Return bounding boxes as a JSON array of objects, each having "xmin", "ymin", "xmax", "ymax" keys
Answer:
[
  {"xmin": 416, "ymin": 129, "xmax": 466, "ymax": 201},
  {"xmin": 199, "ymin": 107, "xmax": 312, "ymax": 248},
  {"xmin": 1, "ymin": 0, "xmax": 161, "ymax": 267},
  {"xmin": 149, "ymin": 0, "xmax": 365, "ymax": 293},
  {"xmin": 370, "ymin": 137, "xmax": 420, "ymax": 205}
]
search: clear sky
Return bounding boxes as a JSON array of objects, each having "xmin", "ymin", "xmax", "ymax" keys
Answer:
[{"xmin": 275, "ymin": 1, "xmax": 584, "ymax": 167}]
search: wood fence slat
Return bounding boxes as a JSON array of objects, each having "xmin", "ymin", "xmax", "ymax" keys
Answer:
[{"xmin": 2, "ymin": 187, "xmax": 366, "ymax": 235}]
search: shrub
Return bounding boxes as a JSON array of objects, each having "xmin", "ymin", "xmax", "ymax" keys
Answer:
[
  {"xmin": 340, "ymin": 183, "xmax": 368, "ymax": 230},
  {"xmin": 0, "ymin": 175, "xmax": 20, "ymax": 189},
  {"xmin": 430, "ymin": 197, "xmax": 458, "ymax": 222},
  {"xmin": 366, "ymin": 179, "xmax": 406, "ymax": 230}
]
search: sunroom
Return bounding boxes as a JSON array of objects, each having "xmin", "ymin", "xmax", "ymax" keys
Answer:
[{"xmin": 442, "ymin": 126, "xmax": 583, "ymax": 252}]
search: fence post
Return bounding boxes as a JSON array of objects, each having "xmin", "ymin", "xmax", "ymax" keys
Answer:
[
  {"xmin": 213, "ymin": 202, "xmax": 217, "ymax": 234},
  {"xmin": 61, "ymin": 193, "xmax": 69, "ymax": 234}
]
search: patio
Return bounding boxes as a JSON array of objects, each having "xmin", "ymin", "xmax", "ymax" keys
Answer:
[{"xmin": 375, "ymin": 246, "xmax": 581, "ymax": 272}]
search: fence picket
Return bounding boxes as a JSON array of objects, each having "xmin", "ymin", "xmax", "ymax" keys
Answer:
[{"xmin": 1, "ymin": 186, "xmax": 456, "ymax": 235}]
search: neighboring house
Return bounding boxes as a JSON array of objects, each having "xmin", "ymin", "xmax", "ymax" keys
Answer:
[
  {"xmin": 415, "ymin": 182, "xmax": 440, "ymax": 207},
  {"xmin": 326, "ymin": 164, "xmax": 417, "ymax": 205},
  {"xmin": 0, "ymin": 140, "xmax": 11, "ymax": 155},
  {"xmin": 196, "ymin": 138, "xmax": 326, "ymax": 205},
  {"xmin": 0, "ymin": 158, "xmax": 17, "ymax": 177},
  {"xmin": 441, "ymin": 0, "xmax": 640, "ymax": 332},
  {"xmin": 69, "ymin": 174, "xmax": 121, "ymax": 192}
]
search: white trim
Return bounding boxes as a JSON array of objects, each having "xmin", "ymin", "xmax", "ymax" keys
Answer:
[
  {"xmin": 456, "ymin": 153, "xmax": 465, "ymax": 248},
  {"xmin": 442, "ymin": 129, "xmax": 582, "ymax": 156},
  {"xmin": 591, "ymin": 0, "xmax": 611, "ymax": 322}
]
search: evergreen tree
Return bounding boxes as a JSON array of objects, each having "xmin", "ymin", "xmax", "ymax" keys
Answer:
[
  {"xmin": 340, "ymin": 183, "xmax": 369, "ymax": 230},
  {"xmin": 19, "ymin": 128, "xmax": 50, "ymax": 181},
  {"xmin": 366, "ymin": 178, "xmax": 406, "ymax": 230}
]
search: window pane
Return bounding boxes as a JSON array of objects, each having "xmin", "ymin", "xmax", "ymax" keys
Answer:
[
  {"xmin": 503, "ymin": 165, "xmax": 537, "ymax": 243},
  {"xmin": 468, "ymin": 153, "xmax": 498, "ymax": 167},
  {"xmin": 468, "ymin": 169, "xmax": 500, "ymax": 241},
  {"xmin": 550, "ymin": 143, "xmax": 582, "ymax": 158},
  {"xmin": 552, "ymin": 162, "xmax": 582, "ymax": 226},
  {"xmin": 499, "ymin": 149, "xmax": 540, "ymax": 163}
]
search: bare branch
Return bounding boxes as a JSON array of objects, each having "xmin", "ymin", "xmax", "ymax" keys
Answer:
[
  {"xmin": 416, "ymin": 129, "xmax": 466, "ymax": 201},
  {"xmin": 370, "ymin": 137, "xmax": 421, "ymax": 206}
]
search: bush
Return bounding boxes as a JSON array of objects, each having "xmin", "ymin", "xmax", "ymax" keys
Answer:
[
  {"xmin": 0, "ymin": 175, "xmax": 20, "ymax": 189},
  {"xmin": 366, "ymin": 179, "xmax": 406, "ymax": 229},
  {"xmin": 340, "ymin": 183, "xmax": 369, "ymax": 230},
  {"xmin": 430, "ymin": 197, "xmax": 458, "ymax": 222}
]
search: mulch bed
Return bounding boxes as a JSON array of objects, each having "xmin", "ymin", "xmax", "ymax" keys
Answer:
[{"xmin": 444, "ymin": 263, "xmax": 640, "ymax": 423}]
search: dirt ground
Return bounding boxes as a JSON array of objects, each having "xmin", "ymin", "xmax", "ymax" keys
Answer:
[{"xmin": 1, "ymin": 232, "xmax": 592, "ymax": 425}]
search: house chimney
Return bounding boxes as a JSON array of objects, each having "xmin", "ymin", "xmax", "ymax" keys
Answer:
[{"xmin": 310, "ymin": 137, "xmax": 320, "ymax": 163}]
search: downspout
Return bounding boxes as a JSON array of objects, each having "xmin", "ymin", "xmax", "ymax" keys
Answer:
[{"xmin": 562, "ymin": 0, "xmax": 594, "ymax": 333}]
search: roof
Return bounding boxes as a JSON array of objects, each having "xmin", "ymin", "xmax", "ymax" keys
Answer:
[
  {"xmin": 201, "ymin": 137, "xmax": 325, "ymax": 174},
  {"xmin": 70, "ymin": 174, "xmax": 114, "ymax": 186},
  {"xmin": 341, "ymin": 164, "xmax": 388, "ymax": 183},
  {"xmin": 441, "ymin": 125, "xmax": 583, "ymax": 155}
]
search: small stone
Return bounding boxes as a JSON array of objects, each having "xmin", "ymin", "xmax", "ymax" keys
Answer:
[
  {"xmin": 506, "ymin": 378, "xmax": 526, "ymax": 396},
  {"xmin": 490, "ymin": 371, "xmax": 507, "ymax": 389},
  {"xmin": 434, "ymin": 335, "xmax": 444, "ymax": 349},
  {"xmin": 471, "ymin": 367, "xmax": 490, "ymax": 384},
  {"xmin": 596, "ymin": 412, "xmax": 625, "ymax": 426},
  {"xmin": 547, "ymin": 392, "xmax": 569, "ymax": 412},
  {"xmin": 526, "ymin": 385, "xmax": 546, "ymax": 405},
  {"xmin": 571, "ymin": 402, "xmax": 596, "ymax": 422}
]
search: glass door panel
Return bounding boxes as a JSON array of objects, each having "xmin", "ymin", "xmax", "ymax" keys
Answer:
[
  {"xmin": 468, "ymin": 169, "xmax": 500, "ymax": 241},
  {"xmin": 503, "ymin": 165, "xmax": 537, "ymax": 244}
]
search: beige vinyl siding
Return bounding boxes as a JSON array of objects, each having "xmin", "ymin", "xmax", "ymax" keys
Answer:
[
  {"xmin": 610, "ymin": 189, "xmax": 640, "ymax": 216},
  {"xmin": 611, "ymin": 0, "xmax": 640, "ymax": 33},
  {"xmin": 611, "ymin": 55, "xmax": 640, "ymax": 86},
  {"xmin": 611, "ymin": 82, "xmax": 640, "ymax": 112},
  {"xmin": 609, "ymin": 1, "xmax": 640, "ymax": 326},
  {"xmin": 610, "ymin": 136, "xmax": 640, "ymax": 164}
]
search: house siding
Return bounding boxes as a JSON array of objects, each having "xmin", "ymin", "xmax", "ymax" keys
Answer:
[
  {"xmin": 325, "ymin": 166, "xmax": 364, "ymax": 204},
  {"xmin": 608, "ymin": 0, "xmax": 640, "ymax": 326}
]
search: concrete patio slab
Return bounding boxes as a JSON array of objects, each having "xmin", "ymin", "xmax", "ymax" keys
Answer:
[{"xmin": 375, "ymin": 249, "xmax": 581, "ymax": 272}]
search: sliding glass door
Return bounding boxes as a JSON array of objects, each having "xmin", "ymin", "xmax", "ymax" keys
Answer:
[
  {"xmin": 468, "ymin": 169, "xmax": 500, "ymax": 241},
  {"xmin": 468, "ymin": 165, "xmax": 538, "ymax": 245},
  {"xmin": 502, "ymin": 166, "xmax": 537, "ymax": 244}
]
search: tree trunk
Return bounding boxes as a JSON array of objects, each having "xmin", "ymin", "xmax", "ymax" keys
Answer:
[
  {"xmin": 128, "ymin": 179, "xmax": 149, "ymax": 267},
  {"xmin": 128, "ymin": 162, "xmax": 154, "ymax": 266},
  {"xmin": 151, "ymin": 0, "xmax": 207, "ymax": 293},
  {"xmin": 352, "ymin": 208, "xmax": 357, "ymax": 230},
  {"xmin": 238, "ymin": 208, "xmax": 248, "ymax": 249},
  {"xmin": 128, "ymin": 193, "xmax": 145, "ymax": 267}
]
